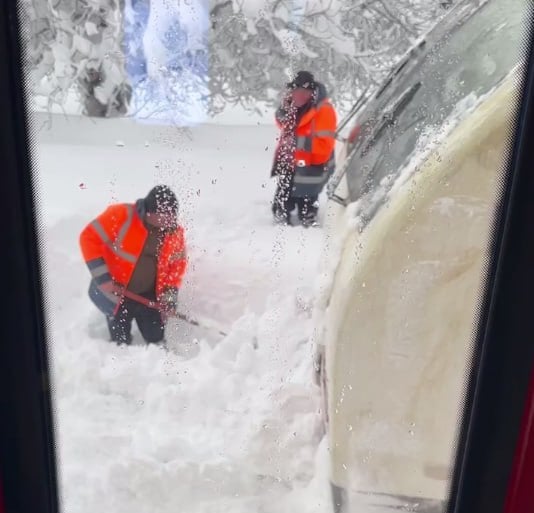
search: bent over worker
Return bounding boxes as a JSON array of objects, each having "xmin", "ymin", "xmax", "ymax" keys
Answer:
[
  {"xmin": 79, "ymin": 185, "xmax": 187, "ymax": 345},
  {"xmin": 271, "ymin": 70, "xmax": 337, "ymax": 227}
]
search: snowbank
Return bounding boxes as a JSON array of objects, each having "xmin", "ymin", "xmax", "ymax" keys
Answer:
[{"xmin": 32, "ymin": 113, "xmax": 332, "ymax": 512}]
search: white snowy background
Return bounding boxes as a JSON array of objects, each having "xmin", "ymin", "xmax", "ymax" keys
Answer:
[
  {"xmin": 21, "ymin": 0, "xmax": 460, "ymax": 511},
  {"xmin": 24, "ymin": 1, "xmax": 354, "ymax": 511},
  {"xmin": 30, "ymin": 108, "xmax": 334, "ymax": 512}
]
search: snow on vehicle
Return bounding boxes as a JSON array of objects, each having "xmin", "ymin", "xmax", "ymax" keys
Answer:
[{"xmin": 314, "ymin": 0, "xmax": 528, "ymax": 511}]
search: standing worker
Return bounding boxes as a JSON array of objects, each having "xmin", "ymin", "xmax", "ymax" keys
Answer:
[
  {"xmin": 79, "ymin": 185, "xmax": 187, "ymax": 345},
  {"xmin": 271, "ymin": 71, "xmax": 337, "ymax": 227}
]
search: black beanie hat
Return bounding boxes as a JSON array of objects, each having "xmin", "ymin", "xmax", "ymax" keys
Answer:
[
  {"xmin": 287, "ymin": 70, "xmax": 316, "ymax": 90},
  {"xmin": 144, "ymin": 185, "xmax": 179, "ymax": 215}
]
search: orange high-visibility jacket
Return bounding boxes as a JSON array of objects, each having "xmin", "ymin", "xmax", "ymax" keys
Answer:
[
  {"xmin": 79, "ymin": 203, "xmax": 187, "ymax": 301},
  {"xmin": 276, "ymin": 98, "xmax": 337, "ymax": 168}
]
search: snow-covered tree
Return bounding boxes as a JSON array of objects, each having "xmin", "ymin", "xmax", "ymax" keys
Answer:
[
  {"xmin": 21, "ymin": 0, "xmax": 132, "ymax": 117},
  {"xmin": 125, "ymin": 0, "xmax": 210, "ymax": 123},
  {"xmin": 21, "ymin": 0, "xmax": 451, "ymax": 118},
  {"xmin": 206, "ymin": 0, "xmax": 448, "ymax": 115}
]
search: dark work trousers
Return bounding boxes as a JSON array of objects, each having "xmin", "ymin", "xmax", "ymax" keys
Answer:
[
  {"xmin": 107, "ymin": 296, "xmax": 164, "ymax": 344},
  {"xmin": 272, "ymin": 172, "xmax": 318, "ymax": 224}
]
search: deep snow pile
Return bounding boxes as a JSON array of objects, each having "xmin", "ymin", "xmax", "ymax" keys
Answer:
[{"xmin": 31, "ymin": 112, "xmax": 331, "ymax": 513}]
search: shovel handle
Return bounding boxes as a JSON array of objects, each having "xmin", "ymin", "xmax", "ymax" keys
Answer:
[
  {"xmin": 112, "ymin": 286, "xmax": 162, "ymax": 310},
  {"xmin": 114, "ymin": 286, "xmax": 228, "ymax": 337}
]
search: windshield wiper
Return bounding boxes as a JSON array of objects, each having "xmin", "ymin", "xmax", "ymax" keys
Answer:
[
  {"xmin": 363, "ymin": 81, "xmax": 422, "ymax": 153},
  {"xmin": 375, "ymin": 39, "xmax": 426, "ymax": 99},
  {"xmin": 327, "ymin": 81, "xmax": 422, "ymax": 207}
]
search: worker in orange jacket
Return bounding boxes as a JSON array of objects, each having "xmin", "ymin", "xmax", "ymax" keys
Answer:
[
  {"xmin": 271, "ymin": 71, "xmax": 337, "ymax": 227},
  {"xmin": 79, "ymin": 185, "xmax": 187, "ymax": 345}
]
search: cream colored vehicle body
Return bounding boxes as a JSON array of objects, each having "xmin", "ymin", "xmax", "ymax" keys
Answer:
[{"xmin": 315, "ymin": 1, "xmax": 526, "ymax": 510}]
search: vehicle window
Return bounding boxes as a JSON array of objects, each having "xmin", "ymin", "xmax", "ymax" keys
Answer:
[
  {"xmin": 345, "ymin": 0, "xmax": 525, "ymax": 218},
  {"xmin": 12, "ymin": 0, "xmax": 533, "ymax": 513}
]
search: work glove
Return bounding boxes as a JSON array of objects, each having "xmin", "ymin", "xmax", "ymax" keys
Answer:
[{"xmin": 159, "ymin": 288, "xmax": 179, "ymax": 316}]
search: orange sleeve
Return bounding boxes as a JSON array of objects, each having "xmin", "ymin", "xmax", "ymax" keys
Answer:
[
  {"xmin": 166, "ymin": 227, "xmax": 188, "ymax": 289},
  {"xmin": 79, "ymin": 204, "xmax": 127, "ymax": 263},
  {"xmin": 311, "ymin": 103, "xmax": 337, "ymax": 164}
]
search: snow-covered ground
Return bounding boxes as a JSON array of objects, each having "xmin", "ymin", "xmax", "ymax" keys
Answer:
[{"xmin": 31, "ymin": 111, "xmax": 332, "ymax": 513}]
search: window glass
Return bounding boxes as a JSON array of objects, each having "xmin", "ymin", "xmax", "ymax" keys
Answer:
[
  {"xmin": 15, "ymin": 0, "xmax": 532, "ymax": 512},
  {"xmin": 345, "ymin": 0, "xmax": 524, "ymax": 224}
]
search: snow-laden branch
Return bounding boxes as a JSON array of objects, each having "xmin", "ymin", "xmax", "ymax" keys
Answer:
[
  {"xmin": 23, "ymin": 0, "xmax": 452, "ymax": 118},
  {"xmin": 21, "ymin": 0, "xmax": 131, "ymax": 117},
  {"xmin": 205, "ymin": 0, "xmax": 446, "ymax": 116}
]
